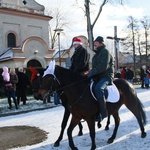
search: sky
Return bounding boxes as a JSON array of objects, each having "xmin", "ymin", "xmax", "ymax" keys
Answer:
[
  {"xmin": 0, "ymin": 87, "xmax": 150, "ymax": 150},
  {"xmin": 35, "ymin": 0, "xmax": 150, "ymax": 49}
]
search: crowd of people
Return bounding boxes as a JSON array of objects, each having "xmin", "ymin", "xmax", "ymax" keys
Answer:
[
  {"xmin": 115, "ymin": 65, "xmax": 150, "ymax": 89},
  {"xmin": 1, "ymin": 66, "xmax": 30, "ymax": 109}
]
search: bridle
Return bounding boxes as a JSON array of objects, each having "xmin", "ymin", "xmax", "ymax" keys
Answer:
[
  {"xmin": 42, "ymin": 73, "xmax": 90, "ymax": 106},
  {"xmin": 31, "ymin": 73, "xmax": 42, "ymax": 93}
]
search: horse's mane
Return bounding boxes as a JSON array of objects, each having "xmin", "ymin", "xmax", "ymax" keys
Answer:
[
  {"xmin": 55, "ymin": 65, "xmax": 87, "ymax": 81},
  {"xmin": 37, "ymin": 68, "xmax": 45, "ymax": 76}
]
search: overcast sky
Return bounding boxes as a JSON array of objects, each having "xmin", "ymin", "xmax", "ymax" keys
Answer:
[{"xmin": 35, "ymin": 0, "xmax": 149, "ymax": 49}]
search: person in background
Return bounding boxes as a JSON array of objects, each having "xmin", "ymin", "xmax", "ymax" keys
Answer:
[
  {"xmin": 120, "ymin": 66, "xmax": 126, "ymax": 79},
  {"xmin": 115, "ymin": 68, "xmax": 121, "ymax": 78},
  {"xmin": 16, "ymin": 67, "xmax": 30, "ymax": 105},
  {"xmin": 147, "ymin": 66, "xmax": 150, "ymax": 87},
  {"xmin": 88, "ymin": 36, "xmax": 114, "ymax": 122},
  {"xmin": 2, "ymin": 67, "xmax": 18, "ymax": 109},
  {"xmin": 126, "ymin": 66, "xmax": 134, "ymax": 83},
  {"xmin": 140, "ymin": 65, "xmax": 147, "ymax": 88},
  {"xmin": 144, "ymin": 66, "xmax": 150, "ymax": 89}
]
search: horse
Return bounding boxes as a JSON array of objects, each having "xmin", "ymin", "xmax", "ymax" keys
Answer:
[
  {"xmin": 30, "ymin": 67, "xmax": 85, "ymax": 147},
  {"xmin": 35, "ymin": 63, "xmax": 147, "ymax": 150}
]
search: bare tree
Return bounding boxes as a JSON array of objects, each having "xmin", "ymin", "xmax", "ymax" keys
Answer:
[
  {"xmin": 140, "ymin": 16, "xmax": 150, "ymax": 65},
  {"xmin": 137, "ymin": 32, "xmax": 142, "ymax": 66},
  {"xmin": 121, "ymin": 16, "xmax": 139, "ymax": 69},
  {"xmin": 83, "ymin": 0, "xmax": 125, "ymax": 50},
  {"xmin": 45, "ymin": 7, "xmax": 70, "ymax": 49}
]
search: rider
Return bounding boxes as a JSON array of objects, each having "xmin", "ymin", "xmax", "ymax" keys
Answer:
[
  {"xmin": 70, "ymin": 37, "xmax": 90, "ymax": 75},
  {"xmin": 88, "ymin": 36, "xmax": 114, "ymax": 121}
]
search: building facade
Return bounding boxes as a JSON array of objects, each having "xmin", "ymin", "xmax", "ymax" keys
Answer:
[{"xmin": 0, "ymin": 0, "xmax": 54, "ymax": 68}]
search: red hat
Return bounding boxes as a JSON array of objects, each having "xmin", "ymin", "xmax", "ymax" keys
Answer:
[{"xmin": 73, "ymin": 37, "xmax": 82, "ymax": 45}]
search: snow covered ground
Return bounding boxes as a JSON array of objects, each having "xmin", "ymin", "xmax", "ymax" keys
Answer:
[{"xmin": 0, "ymin": 87, "xmax": 150, "ymax": 150}]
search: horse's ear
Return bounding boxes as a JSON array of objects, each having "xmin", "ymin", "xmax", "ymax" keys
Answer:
[{"xmin": 29, "ymin": 66, "xmax": 39, "ymax": 83}]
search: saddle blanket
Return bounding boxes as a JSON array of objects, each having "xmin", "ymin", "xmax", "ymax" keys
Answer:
[{"xmin": 90, "ymin": 82, "xmax": 120, "ymax": 103}]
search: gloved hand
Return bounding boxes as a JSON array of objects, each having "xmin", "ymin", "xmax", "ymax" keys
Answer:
[
  {"xmin": 87, "ymin": 71, "xmax": 93, "ymax": 80},
  {"xmin": 88, "ymin": 71, "xmax": 93, "ymax": 77}
]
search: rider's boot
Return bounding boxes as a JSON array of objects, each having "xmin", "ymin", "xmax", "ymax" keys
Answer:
[{"xmin": 95, "ymin": 96, "xmax": 107, "ymax": 121}]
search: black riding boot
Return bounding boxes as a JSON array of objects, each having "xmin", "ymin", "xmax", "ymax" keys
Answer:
[
  {"xmin": 98, "ymin": 97, "xmax": 107, "ymax": 119},
  {"xmin": 95, "ymin": 97, "xmax": 107, "ymax": 122}
]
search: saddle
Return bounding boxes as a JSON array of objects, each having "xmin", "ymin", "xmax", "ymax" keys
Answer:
[{"xmin": 90, "ymin": 81, "xmax": 120, "ymax": 103}]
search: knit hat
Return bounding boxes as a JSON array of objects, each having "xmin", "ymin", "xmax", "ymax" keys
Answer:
[
  {"xmin": 18, "ymin": 66, "xmax": 23, "ymax": 72},
  {"xmin": 2, "ymin": 66, "xmax": 10, "ymax": 82},
  {"xmin": 94, "ymin": 36, "xmax": 104, "ymax": 43},
  {"xmin": 73, "ymin": 37, "xmax": 82, "ymax": 45}
]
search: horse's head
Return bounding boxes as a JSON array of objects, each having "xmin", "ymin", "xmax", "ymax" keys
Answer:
[
  {"xmin": 35, "ymin": 60, "xmax": 58, "ymax": 101},
  {"xmin": 36, "ymin": 74, "xmax": 57, "ymax": 100}
]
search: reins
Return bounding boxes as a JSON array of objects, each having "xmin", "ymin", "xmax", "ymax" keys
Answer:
[{"xmin": 47, "ymin": 74, "xmax": 90, "ymax": 106}]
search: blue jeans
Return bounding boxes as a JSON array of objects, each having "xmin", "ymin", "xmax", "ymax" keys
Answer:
[
  {"xmin": 94, "ymin": 77, "xmax": 111, "ymax": 100},
  {"xmin": 93, "ymin": 77, "xmax": 111, "ymax": 119},
  {"xmin": 54, "ymin": 92, "xmax": 60, "ymax": 105},
  {"xmin": 5, "ymin": 90, "xmax": 18, "ymax": 109}
]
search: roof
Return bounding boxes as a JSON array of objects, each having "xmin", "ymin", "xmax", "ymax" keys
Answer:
[
  {"xmin": 52, "ymin": 49, "xmax": 70, "ymax": 59},
  {"xmin": 0, "ymin": 49, "xmax": 13, "ymax": 61}
]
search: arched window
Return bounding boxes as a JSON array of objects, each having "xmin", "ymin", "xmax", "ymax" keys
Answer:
[{"xmin": 7, "ymin": 33, "xmax": 16, "ymax": 47}]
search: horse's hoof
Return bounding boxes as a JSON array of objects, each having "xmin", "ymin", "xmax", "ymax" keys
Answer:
[
  {"xmin": 54, "ymin": 141, "xmax": 60, "ymax": 147},
  {"xmin": 97, "ymin": 122, "xmax": 102, "ymax": 128},
  {"xmin": 105, "ymin": 126, "xmax": 109, "ymax": 130},
  {"xmin": 141, "ymin": 132, "xmax": 147, "ymax": 138},
  {"xmin": 71, "ymin": 147, "xmax": 78, "ymax": 150},
  {"xmin": 107, "ymin": 138, "xmax": 114, "ymax": 144},
  {"xmin": 78, "ymin": 132, "xmax": 83, "ymax": 136}
]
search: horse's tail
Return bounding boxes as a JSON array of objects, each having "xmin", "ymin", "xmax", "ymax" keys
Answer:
[
  {"xmin": 114, "ymin": 78, "xmax": 147, "ymax": 125},
  {"xmin": 136, "ymin": 96, "xmax": 147, "ymax": 125}
]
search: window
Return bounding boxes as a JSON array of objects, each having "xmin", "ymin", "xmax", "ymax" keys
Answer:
[{"xmin": 7, "ymin": 33, "xmax": 16, "ymax": 47}]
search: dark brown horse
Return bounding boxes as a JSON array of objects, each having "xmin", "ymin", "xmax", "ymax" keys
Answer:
[
  {"xmin": 35, "ymin": 65, "xmax": 147, "ymax": 150},
  {"xmin": 30, "ymin": 67, "xmax": 85, "ymax": 147}
]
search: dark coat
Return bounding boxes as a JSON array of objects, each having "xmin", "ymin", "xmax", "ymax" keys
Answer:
[
  {"xmin": 3, "ymin": 73, "xmax": 18, "ymax": 91},
  {"xmin": 140, "ymin": 68, "xmax": 147, "ymax": 80},
  {"xmin": 126, "ymin": 69, "xmax": 134, "ymax": 80},
  {"xmin": 91, "ymin": 45, "xmax": 114, "ymax": 81},
  {"xmin": 16, "ymin": 72, "xmax": 30, "ymax": 89},
  {"xmin": 70, "ymin": 45, "xmax": 89, "ymax": 74}
]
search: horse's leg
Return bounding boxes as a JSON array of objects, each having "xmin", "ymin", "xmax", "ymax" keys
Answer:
[
  {"xmin": 105, "ymin": 114, "xmax": 111, "ymax": 130},
  {"xmin": 54, "ymin": 106, "xmax": 70, "ymax": 147},
  {"xmin": 67, "ymin": 117, "xmax": 80, "ymax": 150},
  {"xmin": 107, "ymin": 112, "xmax": 120, "ymax": 144},
  {"xmin": 125, "ymin": 101, "xmax": 147, "ymax": 138},
  {"xmin": 77, "ymin": 121, "xmax": 83, "ymax": 136},
  {"xmin": 87, "ymin": 119, "xmax": 96, "ymax": 150}
]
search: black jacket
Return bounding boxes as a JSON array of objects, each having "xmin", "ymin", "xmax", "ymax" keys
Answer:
[
  {"xmin": 16, "ymin": 72, "xmax": 30, "ymax": 89},
  {"xmin": 70, "ymin": 45, "xmax": 89, "ymax": 74}
]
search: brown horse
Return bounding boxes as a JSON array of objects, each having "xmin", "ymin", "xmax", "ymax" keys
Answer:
[
  {"xmin": 35, "ymin": 65, "xmax": 147, "ymax": 150},
  {"xmin": 30, "ymin": 67, "xmax": 86, "ymax": 147}
]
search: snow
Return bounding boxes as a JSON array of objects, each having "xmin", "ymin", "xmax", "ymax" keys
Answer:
[{"xmin": 0, "ymin": 87, "xmax": 150, "ymax": 150}]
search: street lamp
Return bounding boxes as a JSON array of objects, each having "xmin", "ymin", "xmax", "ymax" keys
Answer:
[
  {"xmin": 23, "ymin": 0, "xmax": 27, "ymax": 5},
  {"xmin": 34, "ymin": 50, "xmax": 38, "ymax": 57},
  {"xmin": 54, "ymin": 28, "xmax": 63, "ymax": 66}
]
